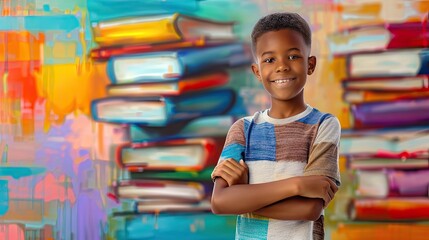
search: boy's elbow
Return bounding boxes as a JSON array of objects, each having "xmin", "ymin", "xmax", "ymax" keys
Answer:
[
  {"xmin": 307, "ymin": 199, "xmax": 324, "ymax": 221},
  {"xmin": 211, "ymin": 194, "xmax": 225, "ymax": 214}
]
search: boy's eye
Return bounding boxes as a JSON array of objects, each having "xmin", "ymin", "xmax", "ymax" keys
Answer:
[
  {"xmin": 288, "ymin": 55, "xmax": 300, "ymax": 60},
  {"xmin": 263, "ymin": 57, "xmax": 275, "ymax": 63}
]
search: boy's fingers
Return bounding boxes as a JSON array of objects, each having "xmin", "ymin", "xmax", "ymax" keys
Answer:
[
  {"xmin": 217, "ymin": 164, "xmax": 240, "ymax": 179},
  {"xmin": 225, "ymin": 159, "xmax": 246, "ymax": 174},
  {"xmin": 329, "ymin": 180, "xmax": 338, "ymax": 193},
  {"xmin": 323, "ymin": 194, "xmax": 332, "ymax": 208},
  {"xmin": 239, "ymin": 159, "xmax": 248, "ymax": 169},
  {"xmin": 327, "ymin": 188, "xmax": 334, "ymax": 201}
]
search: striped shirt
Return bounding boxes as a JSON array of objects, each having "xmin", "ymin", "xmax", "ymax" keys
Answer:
[{"xmin": 217, "ymin": 105, "xmax": 341, "ymax": 240}]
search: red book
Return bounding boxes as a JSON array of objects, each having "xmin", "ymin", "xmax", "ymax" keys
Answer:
[
  {"xmin": 90, "ymin": 38, "xmax": 228, "ymax": 61},
  {"xmin": 329, "ymin": 21, "xmax": 429, "ymax": 55},
  {"xmin": 115, "ymin": 137, "xmax": 225, "ymax": 172},
  {"xmin": 349, "ymin": 198, "xmax": 429, "ymax": 221},
  {"xmin": 106, "ymin": 72, "xmax": 229, "ymax": 97}
]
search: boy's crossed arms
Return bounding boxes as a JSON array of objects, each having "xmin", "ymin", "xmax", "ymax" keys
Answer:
[{"xmin": 211, "ymin": 158, "xmax": 338, "ymax": 221}]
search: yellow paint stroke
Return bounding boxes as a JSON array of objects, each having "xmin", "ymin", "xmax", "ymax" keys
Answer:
[
  {"xmin": 35, "ymin": 61, "xmax": 109, "ymax": 132},
  {"xmin": 2, "ymin": 72, "xmax": 7, "ymax": 94}
]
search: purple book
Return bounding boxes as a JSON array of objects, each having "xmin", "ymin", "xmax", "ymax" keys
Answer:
[
  {"xmin": 389, "ymin": 169, "xmax": 429, "ymax": 196},
  {"xmin": 351, "ymin": 97, "xmax": 429, "ymax": 129}
]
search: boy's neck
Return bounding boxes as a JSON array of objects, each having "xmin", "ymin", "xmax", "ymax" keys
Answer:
[{"xmin": 268, "ymin": 99, "xmax": 307, "ymax": 119}]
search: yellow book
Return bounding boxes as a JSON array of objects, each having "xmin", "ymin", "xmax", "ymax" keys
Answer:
[{"xmin": 92, "ymin": 13, "xmax": 235, "ymax": 47}]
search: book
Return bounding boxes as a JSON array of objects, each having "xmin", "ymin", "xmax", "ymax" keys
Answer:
[
  {"xmin": 342, "ymin": 75, "xmax": 429, "ymax": 92},
  {"xmin": 90, "ymin": 38, "xmax": 227, "ymax": 61},
  {"xmin": 134, "ymin": 199, "xmax": 211, "ymax": 213},
  {"xmin": 92, "ymin": 13, "xmax": 236, "ymax": 47},
  {"xmin": 113, "ymin": 179, "xmax": 209, "ymax": 202},
  {"xmin": 106, "ymin": 72, "xmax": 229, "ymax": 97},
  {"xmin": 130, "ymin": 167, "xmax": 214, "ymax": 182},
  {"xmin": 348, "ymin": 198, "xmax": 429, "ymax": 221},
  {"xmin": 347, "ymin": 150, "xmax": 429, "ymax": 169},
  {"xmin": 343, "ymin": 89, "xmax": 429, "ymax": 103},
  {"xmin": 116, "ymin": 137, "xmax": 224, "ymax": 172},
  {"xmin": 91, "ymin": 88, "xmax": 236, "ymax": 126},
  {"xmin": 341, "ymin": 130, "xmax": 429, "ymax": 154},
  {"xmin": 351, "ymin": 97, "xmax": 429, "ymax": 129},
  {"xmin": 130, "ymin": 115, "xmax": 236, "ymax": 142},
  {"xmin": 347, "ymin": 48, "xmax": 429, "ymax": 78},
  {"xmin": 106, "ymin": 43, "xmax": 251, "ymax": 84},
  {"xmin": 356, "ymin": 169, "xmax": 429, "ymax": 197},
  {"xmin": 328, "ymin": 21, "xmax": 429, "ymax": 55}
]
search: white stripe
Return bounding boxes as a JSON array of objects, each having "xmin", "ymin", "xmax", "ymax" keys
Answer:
[{"xmin": 246, "ymin": 161, "xmax": 307, "ymax": 184}]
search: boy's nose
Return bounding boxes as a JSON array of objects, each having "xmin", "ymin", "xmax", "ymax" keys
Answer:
[{"xmin": 276, "ymin": 63, "xmax": 290, "ymax": 72}]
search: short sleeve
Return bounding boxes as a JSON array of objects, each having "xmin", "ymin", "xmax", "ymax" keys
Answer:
[
  {"xmin": 303, "ymin": 116, "xmax": 341, "ymax": 186},
  {"xmin": 217, "ymin": 118, "xmax": 246, "ymax": 164}
]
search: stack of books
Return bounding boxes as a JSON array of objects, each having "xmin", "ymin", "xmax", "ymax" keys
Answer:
[
  {"xmin": 329, "ymin": 18, "xmax": 429, "ymax": 238},
  {"xmin": 89, "ymin": 8, "xmax": 251, "ymax": 239}
]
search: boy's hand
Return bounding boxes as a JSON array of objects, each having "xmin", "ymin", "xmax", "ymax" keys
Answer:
[
  {"xmin": 211, "ymin": 159, "xmax": 249, "ymax": 187},
  {"xmin": 293, "ymin": 175, "xmax": 338, "ymax": 207}
]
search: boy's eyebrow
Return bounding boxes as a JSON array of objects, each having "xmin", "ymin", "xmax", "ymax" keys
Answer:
[
  {"xmin": 260, "ymin": 48, "xmax": 302, "ymax": 57},
  {"xmin": 261, "ymin": 51, "xmax": 274, "ymax": 57}
]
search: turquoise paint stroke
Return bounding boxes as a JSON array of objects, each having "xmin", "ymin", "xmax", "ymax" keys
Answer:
[
  {"xmin": 0, "ymin": 166, "xmax": 45, "ymax": 179},
  {"xmin": 116, "ymin": 212, "xmax": 236, "ymax": 240},
  {"xmin": 0, "ymin": 180, "xmax": 8, "ymax": 216},
  {"xmin": 0, "ymin": 16, "xmax": 79, "ymax": 31}
]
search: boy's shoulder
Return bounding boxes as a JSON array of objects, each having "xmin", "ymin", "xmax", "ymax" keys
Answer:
[{"xmin": 246, "ymin": 106, "xmax": 336, "ymax": 125}]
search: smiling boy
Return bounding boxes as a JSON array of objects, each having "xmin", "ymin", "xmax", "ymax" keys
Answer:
[{"xmin": 210, "ymin": 12, "xmax": 341, "ymax": 240}]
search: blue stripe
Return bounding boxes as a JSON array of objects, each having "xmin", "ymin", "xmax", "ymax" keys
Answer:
[
  {"xmin": 220, "ymin": 143, "xmax": 245, "ymax": 162},
  {"xmin": 236, "ymin": 216, "xmax": 268, "ymax": 240},
  {"xmin": 244, "ymin": 120, "xmax": 276, "ymax": 161},
  {"xmin": 296, "ymin": 109, "xmax": 333, "ymax": 125}
]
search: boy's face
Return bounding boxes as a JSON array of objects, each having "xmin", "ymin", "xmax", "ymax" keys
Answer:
[{"xmin": 251, "ymin": 29, "xmax": 316, "ymax": 104}]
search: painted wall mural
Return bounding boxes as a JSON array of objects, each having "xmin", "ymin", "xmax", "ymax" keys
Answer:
[{"xmin": 0, "ymin": 0, "xmax": 428, "ymax": 239}]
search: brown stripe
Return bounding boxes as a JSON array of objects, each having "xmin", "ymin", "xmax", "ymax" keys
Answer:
[
  {"xmin": 274, "ymin": 122, "xmax": 318, "ymax": 162},
  {"xmin": 304, "ymin": 142, "xmax": 340, "ymax": 184},
  {"xmin": 313, "ymin": 215, "xmax": 325, "ymax": 240},
  {"xmin": 224, "ymin": 119, "xmax": 246, "ymax": 147}
]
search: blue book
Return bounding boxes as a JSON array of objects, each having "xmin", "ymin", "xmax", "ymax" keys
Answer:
[
  {"xmin": 91, "ymin": 89, "xmax": 235, "ymax": 126},
  {"xmin": 111, "ymin": 212, "xmax": 236, "ymax": 240},
  {"xmin": 347, "ymin": 48, "xmax": 429, "ymax": 78},
  {"xmin": 130, "ymin": 115, "xmax": 237, "ymax": 142},
  {"xmin": 106, "ymin": 43, "xmax": 251, "ymax": 84}
]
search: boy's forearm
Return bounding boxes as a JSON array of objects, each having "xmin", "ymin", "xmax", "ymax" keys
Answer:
[
  {"xmin": 253, "ymin": 196, "xmax": 324, "ymax": 221},
  {"xmin": 211, "ymin": 177, "xmax": 299, "ymax": 215}
]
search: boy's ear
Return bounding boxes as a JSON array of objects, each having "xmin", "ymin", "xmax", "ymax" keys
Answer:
[
  {"xmin": 307, "ymin": 56, "xmax": 316, "ymax": 75},
  {"xmin": 251, "ymin": 63, "xmax": 262, "ymax": 81}
]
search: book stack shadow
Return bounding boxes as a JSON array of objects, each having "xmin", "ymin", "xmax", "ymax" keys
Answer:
[
  {"xmin": 89, "ymin": 12, "xmax": 251, "ymax": 239},
  {"xmin": 329, "ymin": 17, "xmax": 429, "ymax": 238}
]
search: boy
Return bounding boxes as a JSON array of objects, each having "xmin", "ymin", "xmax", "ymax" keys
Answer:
[{"xmin": 210, "ymin": 12, "xmax": 341, "ymax": 240}]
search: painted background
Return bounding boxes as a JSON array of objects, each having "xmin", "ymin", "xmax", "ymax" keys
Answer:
[{"xmin": 1, "ymin": 0, "xmax": 428, "ymax": 239}]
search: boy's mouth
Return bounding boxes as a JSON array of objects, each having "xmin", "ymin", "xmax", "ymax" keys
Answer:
[
  {"xmin": 271, "ymin": 78, "xmax": 296, "ymax": 83},
  {"xmin": 270, "ymin": 78, "xmax": 296, "ymax": 87}
]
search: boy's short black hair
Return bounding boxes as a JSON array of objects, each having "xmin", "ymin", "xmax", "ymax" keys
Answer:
[{"xmin": 251, "ymin": 12, "xmax": 312, "ymax": 53}]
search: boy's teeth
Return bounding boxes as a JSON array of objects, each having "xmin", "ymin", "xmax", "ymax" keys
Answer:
[{"xmin": 274, "ymin": 79, "xmax": 291, "ymax": 83}]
